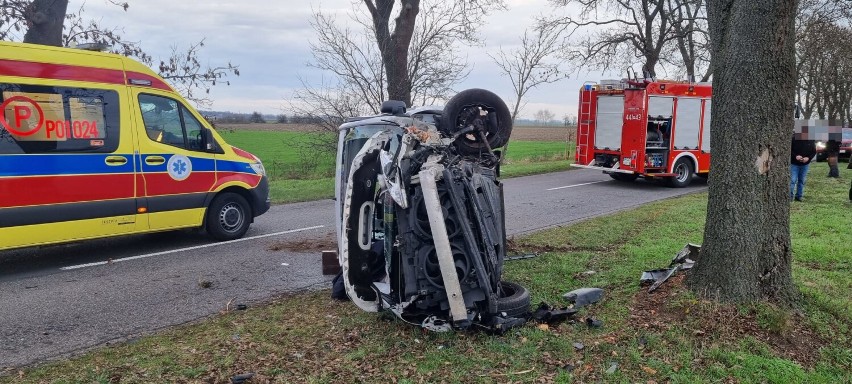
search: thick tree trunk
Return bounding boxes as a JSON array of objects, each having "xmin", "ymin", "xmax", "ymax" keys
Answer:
[
  {"xmin": 364, "ymin": 0, "xmax": 419, "ymax": 107},
  {"xmin": 22, "ymin": 0, "xmax": 69, "ymax": 47},
  {"xmin": 687, "ymin": 0, "xmax": 798, "ymax": 306}
]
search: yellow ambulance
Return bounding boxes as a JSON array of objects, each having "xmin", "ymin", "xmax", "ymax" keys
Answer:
[{"xmin": 0, "ymin": 41, "xmax": 270, "ymax": 251}]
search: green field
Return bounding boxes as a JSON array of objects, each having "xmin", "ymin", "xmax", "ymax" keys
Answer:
[
  {"xmin": 218, "ymin": 130, "xmax": 574, "ymax": 203},
  {"xmin": 8, "ymin": 163, "xmax": 850, "ymax": 383}
]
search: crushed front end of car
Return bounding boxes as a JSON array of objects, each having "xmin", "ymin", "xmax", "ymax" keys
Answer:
[{"xmin": 334, "ymin": 89, "xmax": 530, "ymax": 332}]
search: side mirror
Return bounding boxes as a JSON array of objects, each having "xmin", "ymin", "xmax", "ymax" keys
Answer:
[{"xmin": 202, "ymin": 129, "xmax": 221, "ymax": 153}]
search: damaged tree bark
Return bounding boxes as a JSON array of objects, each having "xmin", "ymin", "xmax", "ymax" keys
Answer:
[{"xmin": 687, "ymin": 0, "xmax": 798, "ymax": 306}]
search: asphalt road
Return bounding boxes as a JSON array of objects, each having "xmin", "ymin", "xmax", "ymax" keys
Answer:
[{"xmin": 0, "ymin": 169, "xmax": 707, "ymax": 368}]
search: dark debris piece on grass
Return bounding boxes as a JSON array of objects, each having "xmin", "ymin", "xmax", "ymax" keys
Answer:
[
  {"xmin": 231, "ymin": 373, "xmax": 255, "ymax": 384},
  {"xmin": 585, "ymin": 317, "xmax": 603, "ymax": 328},
  {"xmin": 531, "ymin": 302, "xmax": 579, "ymax": 324}
]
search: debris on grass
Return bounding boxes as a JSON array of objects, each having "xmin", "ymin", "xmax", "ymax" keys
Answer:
[
  {"xmin": 585, "ymin": 317, "xmax": 604, "ymax": 329},
  {"xmin": 605, "ymin": 362, "xmax": 619, "ymax": 374},
  {"xmin": 531, "ymin": 302, "xmax": 579, "ymax": 324},
  {"xmin": 641, "ymin": 243, "xmax": 700, "ymax": 292},
  {"xmin": 563, "ymin": 287, "xmax": 604, "ymax": 308},
  {"xmin": 230, "ymin": 372, "xmax": 255, "ymax": 383}
]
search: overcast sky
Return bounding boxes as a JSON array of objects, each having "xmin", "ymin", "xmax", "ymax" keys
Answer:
[{"xmin": 77, "ymin": 0, "xmax": 613, "ymax": 120}]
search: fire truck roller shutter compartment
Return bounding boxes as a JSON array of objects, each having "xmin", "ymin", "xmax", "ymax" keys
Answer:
[
  {"xmin": 674, "ymin": 98, "xmax": 702, "ymax": 150},
  {"xmin": 701, "ymin": 100, "xmax": 712, "ymax": 152},
  {"xmin": 594, "ymin": 95, "xmax": 624, "ymax": 150}
]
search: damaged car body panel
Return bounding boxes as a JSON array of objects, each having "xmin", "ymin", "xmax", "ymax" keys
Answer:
[{"xmin": 334, "ymin": 89, "xmax": 528, "ymax": 331}]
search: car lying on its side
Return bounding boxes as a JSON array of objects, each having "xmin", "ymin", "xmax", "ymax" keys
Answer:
[{"xmin": 334, "ymin": 89, "xmax": 530, "ymax": 332}]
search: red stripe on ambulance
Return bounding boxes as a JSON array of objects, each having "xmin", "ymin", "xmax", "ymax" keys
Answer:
[
  {"xmin": 0, "ymin": 59, "xmax": 125, "ymax": 85},
  {"xmin": 0, "ymin": 174, "xmax": 134, "ymax": 208}
]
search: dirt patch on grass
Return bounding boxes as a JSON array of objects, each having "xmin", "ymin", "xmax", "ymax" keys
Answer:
[
  {"xmin": 628, "ymin": 274, "xmax": 825, "ymax": 367},
  {"xmin": 267, "ymin": 233, "xmax": 337, "ymax": 253}
]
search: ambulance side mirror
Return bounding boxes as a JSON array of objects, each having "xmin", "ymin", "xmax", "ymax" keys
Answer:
[{"xmin": 203, "ymin": 129, "xmax": 224, "ymax": 154}]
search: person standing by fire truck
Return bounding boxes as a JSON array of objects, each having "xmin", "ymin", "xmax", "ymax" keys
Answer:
[{"xmin": 791, "ymin": 134, "xmax": 817, "ymax": 201}]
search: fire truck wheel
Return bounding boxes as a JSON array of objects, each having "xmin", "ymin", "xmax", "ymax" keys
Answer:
[
  {"xmin": 206, "ymin": 192, "xmax": 252, "ymax": 241},
  {"xmin": 609, "ymin": 173, "xmax": 639, "ymax": 182},
  {"xmin": 668, "ymin": 158, "xmax": 694, "ymax": 188},
  {"xmin": 440, "ymin": 88, "xmax": 513, "ymax": 155}
]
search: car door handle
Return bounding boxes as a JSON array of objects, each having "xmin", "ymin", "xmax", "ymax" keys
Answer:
[
  {"xmin": 145, "ymin": 156, "xmax": 166, "ymax": 165},
  {"xmin": 104, "ymin": 156, "xmax": 128, "ymax": 166}
]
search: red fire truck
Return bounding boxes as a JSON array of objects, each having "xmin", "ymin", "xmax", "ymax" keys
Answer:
[{"xmin": 572, "ymin": 79, "xmax": 713, "ymax": 187}]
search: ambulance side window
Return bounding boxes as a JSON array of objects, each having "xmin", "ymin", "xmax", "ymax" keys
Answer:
[{"xmin": 0, "ymin": 83, "xmax": 120, "ymax": 154}]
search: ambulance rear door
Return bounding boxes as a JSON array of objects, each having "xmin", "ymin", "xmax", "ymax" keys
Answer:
[{"xmin": 0, "ymin": 79, "xmax": 139, "ymax": 249}]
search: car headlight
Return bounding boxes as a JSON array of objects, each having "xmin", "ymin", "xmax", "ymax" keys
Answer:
[{"xmin": 250, "ymin": 161, "xmax": 266, "ymax": 176}]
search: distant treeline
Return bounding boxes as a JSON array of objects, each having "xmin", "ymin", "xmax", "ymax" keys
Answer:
[{"xmin": 200, "ymin": 111, "xmax": 326, "ymax": 125}]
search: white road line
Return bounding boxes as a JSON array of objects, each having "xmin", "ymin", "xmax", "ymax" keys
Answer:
[
  {"xmin": 546, "ymin": 180, "xmax": 609, "ymax": 191},
  {"xmin": 60, "ymin": 225, "xmax": 326, "ymax": 271}
]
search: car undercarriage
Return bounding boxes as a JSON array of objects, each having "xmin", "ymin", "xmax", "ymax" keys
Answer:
[{"xmin": 335, "ymin": 89, "xmax": 530, "ymax": 332}]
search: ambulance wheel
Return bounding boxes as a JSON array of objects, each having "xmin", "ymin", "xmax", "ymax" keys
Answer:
[
  {"xmin": 609, "ymin": 173, "xmax": 638, "ymax": 182},
  {"xmin": 207, "ymin": 192, "xmax": 251, "ymax": 241},
  {"xmin": 440, "ymin": 88, "xmax": 513, "ymax": 155},
  {"xmin": 668, "ymin": 158, "xmax": 694, "ymax": 188}
]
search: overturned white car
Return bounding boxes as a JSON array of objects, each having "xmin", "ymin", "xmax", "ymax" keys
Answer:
[{"xmin": 334, "ymin": 89, "xmax": 531, "ymax": 332}]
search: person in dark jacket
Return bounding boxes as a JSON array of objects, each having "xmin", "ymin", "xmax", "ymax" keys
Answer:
[
  {"xmin": 791, "ymin": 136, "xmax": 817, "ymax": 201},
  {"xmin": 824, "ymin": 139, "xmax": 840, "ymax": 178}
]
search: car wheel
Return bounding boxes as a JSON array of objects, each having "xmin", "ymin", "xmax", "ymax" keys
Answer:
[
  {"xmin": 440, "ymin": 88, "xmax": 513, "ymax": 155},
  {"xmin": 496, "ymin": 281, "xmax": 531, "ymax": 318},
  {"xmin": 668, "ymin": 158, "xmax": 694, "ymax": 188},
  {"xmin": 206, "ymin": 192, "xmax": 251, "ymax": 241},
  {"xmin": 609, "ymin": 172, "xmax": 639, "ymax": 182}
]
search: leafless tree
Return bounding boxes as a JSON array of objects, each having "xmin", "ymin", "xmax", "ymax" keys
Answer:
[
  {"xmin": 547, "ymin": 0, "xmax": 675, "ymax": 78},
  {"xmin": 688, "ymin": 0, "xmax": 799, "ymax": 306},
  {"xmin": 534, "ymin": 109, "xmax": 556, "ymax": 125},
  {"xmin": 664, "ymin": 0, "xmax": 711, "ymax": 81},
  {"xmin": 795, "ymin": 0, "xmax": 852, "ymax": 121},
  {"xmin": 490, "ymin": 22, "xmax": 570, "ymax": 122},
  {"xmin": 298, "ymin": 0, "xmax": 500, "ymax": 130},
  {"xmin": 362, "ymin": 0, "xmax": 506, "ymax": 106},
  {"xmin": 1, "ymin": 0, "xmax": 238, "ymax": 107}
]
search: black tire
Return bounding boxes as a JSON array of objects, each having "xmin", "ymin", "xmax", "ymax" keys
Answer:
[
  {"xmin": 609, "ymin": 172, "xmax": 639, "ymax": 182},
  {"xmin": 668, "ymin": 158, "xmax": 694, "ymax": 188},
  {"xmin": 206, "ymin": 192, "xmax": 252, "ymax": 241},
  {"xmin": 496, "ymin": 281, "xmax": 531, "ymax": 318},
  {"xmin": 440, "ymin": 88, "xmax": 513, "ymax": 155}
]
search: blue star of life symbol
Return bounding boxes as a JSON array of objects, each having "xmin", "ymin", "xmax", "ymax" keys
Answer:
[{"xmin": 173, "ymin": 159, "xmax": 187, "ymax": 175}]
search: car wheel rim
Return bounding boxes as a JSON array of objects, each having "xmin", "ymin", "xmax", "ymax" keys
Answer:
[{"xmin": 219, "ymin": 203, "xmax": 244, "ymax": 233}]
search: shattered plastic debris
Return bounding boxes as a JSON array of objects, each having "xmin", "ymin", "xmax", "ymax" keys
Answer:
[
  {"xmin": 605, "ymin": 362, "xmax": 619, "ymax": 374},
  {"xmin": 641, "ymin": 243, "xmax": 701, "ymax": 292},
  {"xmin": 563, "ymin": 287, "xmax": 604, "ymax": 308},
  {"xmin": 531, "ymin": 302, "xmax": 579, "ymax": 324}
]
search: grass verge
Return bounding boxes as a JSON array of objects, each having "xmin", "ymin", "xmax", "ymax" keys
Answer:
[{"xmin": 9, "ymin": 167, "xmax": 848, "ymax": 383}]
